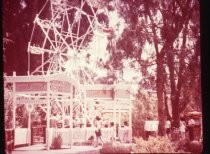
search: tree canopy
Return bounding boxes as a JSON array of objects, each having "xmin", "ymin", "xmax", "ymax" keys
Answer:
[{"xmin": 112, "ymin": 0, "xmax": 200, "ymax": 134}]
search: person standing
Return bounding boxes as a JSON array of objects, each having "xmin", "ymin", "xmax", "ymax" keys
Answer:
[
  {"xmin": 179, "ymin": 120, "xmax": 186, "ymax": 140},
  {"xmin": 110, "ymin": 122, "xmax": 115, "ymax": 143},
  {"xmin": 123, "ymin": 121, "xmax": 129, "ymax": 143},
  {"xmin": 188, "ymin": 116, "xmax": 195, "ymax": 141},
  {"xmin": 165, "ymin": 119, "xmax": 171, "ymax": 138},
  {"xmin": 94, "ymin": 116, "xmax": 104, "ymax": 147}
]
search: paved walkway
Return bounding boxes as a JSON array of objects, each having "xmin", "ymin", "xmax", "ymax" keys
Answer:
[{"xmin": 11, "ymin": 144, "xmax": 101, "ymax": 154}]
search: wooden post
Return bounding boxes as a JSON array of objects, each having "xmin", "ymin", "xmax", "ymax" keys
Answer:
[
  {"xmin": 12, "ymin": 81, "xmax": 16, "ymax": 130},
  {"xmin": 62, "ymin": 100, "xmax": 64, "ymax": 128},
  {"xmin": 83, "ymin": 90, "xmax": 87, "ymax": 141},
  {"xmin": 119, "ymin": 109, "xmax": 121, "ymax": 128},
  {"xmin": 129, "ymin": 99, "xmax": 132, "ymax": 143},
  {"xmin": 28, "ymin": 105, "xmax": 31, "ymax": 145},
  {"xmin": 117, "ymin": 108, "xmax": 121, "ymax": 141},
  {"xmin": 11, "ymin": 79, "xmax": 16, "ymax": 150},
  {"xmin": 113, "ymin": 88, "xmax": 116, "ymax": 140},
  {"xmin": 12, "ymin": 76, "xmax": 16, "ymax": 150},
  {"xmin": 70, "ymin": 85, "xmax": 74, "ymax": 148},
  {"xmin": 46, "ymin": 80, "xmax": 50, "ymax": 150}
]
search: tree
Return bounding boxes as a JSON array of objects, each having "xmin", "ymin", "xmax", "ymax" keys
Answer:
[
  {"xmin": 114, "ymin": 0, "xmax": 200, "ymax": 135},
  {"xmin": 159, "ymin": 0, "xmax": 200, "ymax": 129},
  {"xmin": 4, "ymin": 76, "xmax": 13, "ymax": 129},
  {"xmin": 3, "ymin": 0, "xmax": 46, "ymax": 75}
]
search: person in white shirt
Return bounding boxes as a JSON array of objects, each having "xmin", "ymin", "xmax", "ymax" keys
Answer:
[
  {"xmin": 179, "ymin": 120, "xmax": 186, "ymax": 140},
  {"xmin": 109, "ymin": 122, "xmax": 115, "ymax": 143},
  {"xmin": 165, "ymin": 119, "xmax": 171, "ymax": 138},
  {"xmin": 123, "ymin": 121, "xmax": 129, "ymax": 143},
  {"xmin": 94, "ymin": 116, "xmax": 104, "ymax": 147},
  {"xmin": 188, "ymin": 117, "xmax": 195, "ymax": 141}
]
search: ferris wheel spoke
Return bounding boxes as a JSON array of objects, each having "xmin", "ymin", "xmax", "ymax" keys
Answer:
[
  {"xmin": 76, "ymin": 23, "xmax": 94, "ymax": 51},
  {"xmin": 59, "ymin": 13, "xmax": 82, "ymax": 50},
  {"xmin": 47, "ymin": 56, "xmax": 56, "ymax": 73},
  {"xmin": 31, "ymin": 56, "xmax": 54, "ymax": 75},
  {"xmin": 61, "ymin": 10, "xmax": 78, "ymax": 52},
  {"xmin": 50, "ymin": 11, "xmax": 70, "ymax": 51},
  {"xmin": 35, "ymin": 16, "xmax": 58, "ymax": 51},
  {"xmin": 75, "ymin": 0, "xmax": 84, "ymax": 49},
  {"xmin": 64, "ymin": 10, "xmax": 76, "ymax": 52},
  {"xmin": 53, "ymin": 27, "xmax": 71, "ymax": 51}
]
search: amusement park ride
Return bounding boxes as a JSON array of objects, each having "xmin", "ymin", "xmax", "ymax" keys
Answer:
[{"xmin": 4, "ymin": 0, "xmax": 132, "ymax": 149}]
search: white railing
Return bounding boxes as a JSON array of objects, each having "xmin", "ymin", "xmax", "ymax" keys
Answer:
[
  {"xmin": 118, "ymin": 127, "xmax": 132, "ymax": 143},
  {"xmin": 15, "ymin": 128, "xmax": 30, "ymax": 145},
  {"xmin": 14, "ymin": 127, "xmax": 132, "ymax": 149},
  {"xmin": 46, "ymin": 127, "xmax": 116, "ymax": 148}
]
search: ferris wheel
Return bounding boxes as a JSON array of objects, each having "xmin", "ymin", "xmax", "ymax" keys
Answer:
[{"xmin": 27, "ymin": 0, "xmax": 116, "ymax": 84}]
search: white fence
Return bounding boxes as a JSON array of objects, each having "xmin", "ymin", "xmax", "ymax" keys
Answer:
[
  {"xmin": 14, "ymin": 127, "xmax": 132, "ymax": 148},
  {"xmin": 15, "ymin": 128, "xmax": 30, "ymax": 145}
]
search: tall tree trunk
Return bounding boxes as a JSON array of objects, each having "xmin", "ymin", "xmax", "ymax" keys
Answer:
[
  {"xmin": 167, "ymin": 47, "xmax": 180, "ymax": 128},
  {"xmin": 147, "ymin": 7, "xmax": 167, "ymax": 136},
  {"xmin": 167, "ymin": 24, "xmax": 187, "ymax": 128},
  {"xmin": 164, "ymin": 88, "xmax": 171, "ymax": 120},
  {"xmin": 156, "ymin": 53, "xmax": 166, "ymax": 136}
]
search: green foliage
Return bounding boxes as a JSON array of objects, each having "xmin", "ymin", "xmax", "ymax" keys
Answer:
[
  {"xmin": 16, "ymin": 104, "xmax": 28, "ymax": 128},
  {"xmin": 132, "ymin": 90, "xmax": 158, "ymax": 138},
  {"xmin": 4, "ymin": 102, "xmax": 13, "ymax": 129},
  {"xmin": 174, "ymin": 139, "xmax": 190, "ymax": 152},
  {"xmin": 132, "ymin": 136, "xmax": 198, "ymax": 153},
  {"xmin": 188, "ymin": 140, "xmax": 203, "ymax": 153},
  {"xmin": 4, "ymin": 89, "xmax": 13, "ymax": 128},
  {"xmin": 51, "ymin": 134, "xmax": 63, "ymax": 149},
  {"xmin": 31, "ymin": 105, "xmax": 46, "ymax": 124},
  {"xmin": 100, "ymin": 142, "xmax": 132, "ymax": 154},
  {"xmin": 132, "ymin": 136, "xmax": 177, "ymax": 153},
  {"xmin": 116, "ymin": 0, "xmax": 200, "ymax": 133}
]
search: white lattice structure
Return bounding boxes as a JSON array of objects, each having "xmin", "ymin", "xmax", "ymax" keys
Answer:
[{"xmin": 5, "ymin": 0, "xmax": 132, "ymax": 150}]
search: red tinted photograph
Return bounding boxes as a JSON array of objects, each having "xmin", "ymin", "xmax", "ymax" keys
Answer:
[{"xmin": 3, "ymin": 0, "xmax": 202, "ymax": 153}]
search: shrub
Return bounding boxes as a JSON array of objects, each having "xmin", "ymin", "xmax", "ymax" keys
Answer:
[
  {"xmin": 51, "ymin": 134, "xmax": 62, "ymax": 149},
  {"xmin": 132, "ymin": 136, "xmax": 177, "ymax": 153},
  {"xmin": 173, "ymin": 139, "xmax": 189, "ymax": 152},
  {"xmin": 132, "ymin": 91, "xmax": 158, "ymax": 138},
  {"xmin": 188, "ymin": 140, "xmax": 203, "ymax": 153},
  {"xmin": 100, "ymin": 142, "xmax": 132, "ymax": 154},
  {"xmin": 172, "ymin": 138, "xmax": 203, "ymax": 153}
]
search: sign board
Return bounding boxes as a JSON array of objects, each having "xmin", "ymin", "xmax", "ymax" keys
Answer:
[
  {"xmin": 99, "ymin": 102, "xmax": 130, "ymax": 110},
  {"xmin": 16, "ymin": 82, "xmax": 47, "ymax": 92},
  {"xmin": 16, "ymin": 97, "xmax": 46, "ymax": 104},
  {"xmin": 86, "ymin": 89, "xmax": 130, "ymax": 99},
  {"xmin": 86, "ymin": 90, "xmax": 114, "ymax": 99},
  {"xmin": 144, "ymin": 121, "xmax": 159, "ymax": 131},
  {"xmin": 115, "ymin": 89, "xmax": 130, "ymax": 99},
  {"xmin": 50, "ymin": 80, "xmax": 71, "ymax": 93}
]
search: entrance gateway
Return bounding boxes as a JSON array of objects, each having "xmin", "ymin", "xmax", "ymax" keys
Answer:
[{"xmin": 4, "ymin": 0, "xmax": 133, "ymax": 150}]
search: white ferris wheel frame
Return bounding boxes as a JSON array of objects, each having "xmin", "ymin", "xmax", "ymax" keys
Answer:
[{"xmin": 27, "ymin": 0, "xmax": 114, "ymax": 84}]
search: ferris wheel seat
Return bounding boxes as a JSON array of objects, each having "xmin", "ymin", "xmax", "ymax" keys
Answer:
[{"xmin": 28, "ymin": 46, "xmax": 44, "ymax": 54}]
